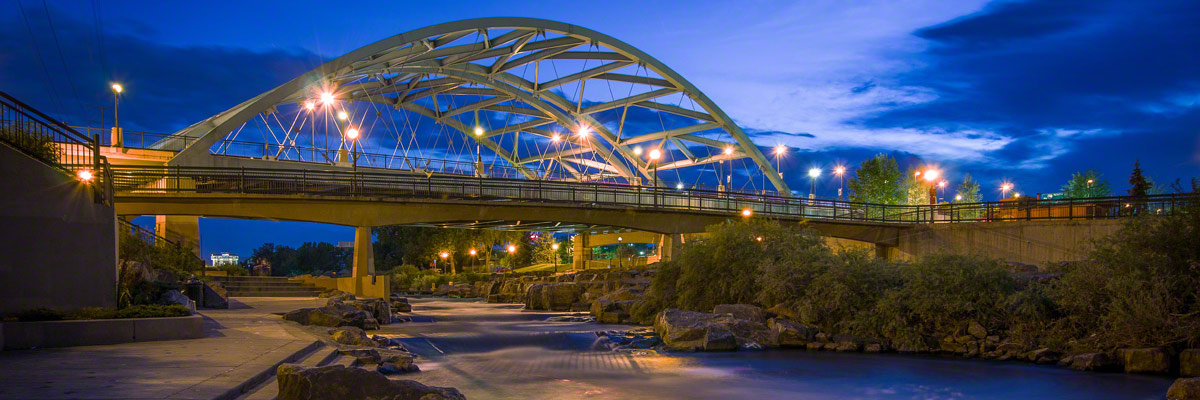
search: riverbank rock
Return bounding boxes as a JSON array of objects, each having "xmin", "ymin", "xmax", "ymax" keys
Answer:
[
  {"xmin": 435, "ymin": 284, "xmax": 477, "ymax": 298},
  {"xmin": 1169, "ymin": 377, "xmax": 1200, "ymax": 400},
  {"xmin": 284, "ymin": 303, "xmax": 373, "ymax": 330},
  {"xmin": 330, "ymin": 327, "xmax": 374, "ymax": 347},
  {"xmin": 276, "ymin": 364, "xmax": 463, "ymax": 400},
  {"xmin": 589, "ymin": 287, "xmax": 643, "ymax": 324},
  {"xmin": 768, "ymin": 318, "xmax": 818, "ymax": 347},
  {"xmin": 202, "ymin": 281, "xmax": 229, "ymax": 309},
  {"xmin": 1059, "ymin": 352, "xmax": 1121, "ymax": 372},
  {"xmin": 967, "ymin": 322, "xmax": 987, "ymax": 339},
  {"xmin": 653, "ymin": 309, "xmax": 747, "ymax": 351},
  {"xmin": 1120, "ymin": 347, "xmax": 1171, "ymax": 374},
  {"xmin": 541, "ymin": 283, "xmax": 583, "ymax": 311},
  {"xmin": 318, "ymin": 289, "xmax": 351, "ymax": 299},
  {"xmin": 1182, "ymin": 349, "xmax": 1200, "ymax": 377},
  {"xmin": 334, "ymin": 298, "xmax": 391, "ymax": 327},
  {"xmin": 713, "ymin": 304, "xmax": 765, "ymax": 323}
]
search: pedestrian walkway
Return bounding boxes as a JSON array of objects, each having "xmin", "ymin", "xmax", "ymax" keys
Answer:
[{"xmin": 0, "ymin": 298, "xmax": 323, "ymax": 399}]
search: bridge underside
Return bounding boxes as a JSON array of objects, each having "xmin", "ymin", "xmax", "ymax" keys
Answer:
[{"xmin": 114, "ymin": 194, "xmax": 907, "ymax": 246}]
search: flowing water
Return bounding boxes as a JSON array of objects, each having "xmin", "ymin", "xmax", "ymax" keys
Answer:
[{"xmin": 377, "ymin": 298, "xmax": 1172, "ymax": 400}]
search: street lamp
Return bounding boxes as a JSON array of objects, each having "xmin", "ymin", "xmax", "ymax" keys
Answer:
[
  {"xmin": 110, "ymin": 83, "xmax": 123, "ymax": 147},
  {"xmin": 345, "ymin": 127, "xmax": 360, "ymax": 169},
  {"xmin": 337, "ymin": 110, "xmax": 348, "ymax": 120},
  {"xmin": 77, "ymin": 169, "xmax": 94, "ymax": 183},
  {"xmin": 648, "ymin": 148, "xmax": 662, "ymax": 189},
  {"xmin": 807, "ymin": 168, "xmax": 820, "ymax": 199},
  {"xmin": 772, "ymin": 145, "xmax": 786, "ymax": 191},
  {"xmin": 303, "ymin": 101, "xmax": 315, "ymax": 111},
  {"xmin": 320, "ymin": 91, "xmax": 335, "ymax": 105},
  {"xmin": 955, "ymin": 194, "xmax": 963, "ymax": 202},
  {"xmin": 741, "ymin": 208, "xmax": 753, "ymax": 217},
  {"xmin": 937, "ymin": 180, "xmax": 947, "ymax": 203},
  {"xmin": 1001, "ymin": 183, "xmax": 1013, "ymax": 199},
  {"xmin": 551, "ymin": 242, "xmax": 560, "ymax": 273},
  {"xmin": 922, "ymin": 168, "xmax": 940, "ymax": 204},
  {"xmin": 469, "ymin": 248, "xmax": 477, "ymax": 272},
  {"xmin": 633, "ymin": 146, "xmax": 643, "ymax": 156},
  {"xmin": 833, "ymin": 166, "xmax": 846, "ymax": 201},
  {"xmin": 439, "ymin": 251, "xmax": 450, "ymax": 274}
]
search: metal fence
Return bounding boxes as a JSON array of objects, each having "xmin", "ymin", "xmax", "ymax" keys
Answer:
[
  {"xmin": 1, "ymin": 92, "xmax": 112, "ymax": 205},
  {"xmin": 109, "ymin": 165, "xmax": 1200, "ymax": 225}
]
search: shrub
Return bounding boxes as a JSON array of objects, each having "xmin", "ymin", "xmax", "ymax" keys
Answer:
[
  {"xmin": 17, "ymin": 307, "xmax": 65, "ymax": 321},
  {"xmin": 114, "ymin": 304, "xmax": 192, "ymax": 318},
  {"xmin": 216, "ymin": 263, "xmax": 249, "ymax": 276}
]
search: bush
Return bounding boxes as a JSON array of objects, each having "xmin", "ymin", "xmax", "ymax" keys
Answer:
[
  {"xmin": 114, "ymin": 304, "xmax": 192, "ymax": 318},
  {"xmin": 216, "ymin": 263, "xmax": 249, "ymax": 276},
  {"xmin": 16, "ymin": 307, "xmax": 65, "ymax": 321},
  {"xmin": 14, "ymin": 304, "xmax": 191, "ymax": 321}
]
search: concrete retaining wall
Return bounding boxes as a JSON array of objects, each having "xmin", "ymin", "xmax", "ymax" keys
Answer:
[
  {"xmin": 0, "ymin": 315, "xmax": 203, "ymax": 350},
  {"xmin": 894, "ymin": 219, "xmax": 1124, "ymax": 265},
  {"xmin": 0, "ymin": 142, "xmax": 118, "ymax": 315},
  {"xmin": 292, "ymin": 275, "xmax": 390, "ymax": 298}
]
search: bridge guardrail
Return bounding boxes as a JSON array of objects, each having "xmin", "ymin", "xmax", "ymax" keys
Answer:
[
  {"xmin": 1, "ymin": 92, "xmax": 112, "ymax": 205},
  {"xmin": 108, "ymin": 165, "xmax": 1199, "ymax": 225}
]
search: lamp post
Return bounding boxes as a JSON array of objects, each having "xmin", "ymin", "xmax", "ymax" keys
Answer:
[
  {"xmin": 834, "ymin": 166, "xmax": 846, "ymax": 201},
  {"xmin": 506, "ymin": 244, "xmax": 516, "ymax": 275},
  {"xmin": 807, "ymin": 168, "xmax": 820, "ymax": 200},
  {"xmin": 439, "ymin": 251, "xmax": 450, "ymax": 274},
  {"xmin": 922, "ymin": 168, "xmax": 940, "ymax": 204},
  {"xmin": 773, "ymin": 145, "xmax": 786, "ymax": 194},
  {"xmin": 551, "ymin": 242, "xmax": 560, "ymax": 273},
  {"xmin": 1001, "ymin": 183, "xmax": 1013, "ymax": 200},
  {"xmin": 648, "ymin": 148, "xmax": 662, "ymax": 206},
  {"xmin": 110, "ymin": 83, "xmax": 123, "ymax": 147},
  {"xmin": 937, "ymin": 180, "xmax": 947, "ymax": 203}
]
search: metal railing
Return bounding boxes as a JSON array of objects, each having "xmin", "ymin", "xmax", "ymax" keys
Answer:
[
  {"xmin": 108, "ymin": 165, "xmax": 1200, "ymax": 225},
  {"xmin": 117, "ymin": 218, "xmax": 207, "ymax": 276},
  {"xmin": 1, "ymin": 92, "xmax": 112, "ymax": 205}
]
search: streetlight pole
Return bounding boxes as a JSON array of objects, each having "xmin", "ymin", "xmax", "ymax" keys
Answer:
[
  {"xmin": 648, "ymin": 148, "xmax": 662, "ymax": 206},
  {"xmin": 807, "ymin": 168, "xmax": 820, "ymax": 200},
  {"xmin": 110, "ymin": 83, "xmax": 123, "ymax": 147},
  {"xmin": 551, "ymin": 242, "xmax": 560, "ymax": 274},
  {"xmin": 834, "ymin": 166, "xmax": 846, "ymax": 202}
]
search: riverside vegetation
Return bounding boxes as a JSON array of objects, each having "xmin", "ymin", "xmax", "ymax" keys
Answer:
[{"xmin": 459, "ymin": 203, "xmax": 1200, "ymax": 396}]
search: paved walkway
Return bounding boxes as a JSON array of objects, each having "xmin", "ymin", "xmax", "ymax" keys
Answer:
[{"xmin": 0, "ymin": 298, "xmax": 322, "ymax": 400}]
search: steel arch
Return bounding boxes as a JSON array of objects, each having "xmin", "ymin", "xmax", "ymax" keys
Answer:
[{"xmin": 160, "ymin": 17, "xmax": 791, "ymax": 195}]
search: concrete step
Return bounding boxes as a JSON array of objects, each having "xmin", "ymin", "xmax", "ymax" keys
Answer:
[
  {"xmin": 239, "ymin": 344, "xmax": 339, "ymax": 400},
  {"xmin": 219, "ymin": 283, "xmax": 319, "ymax": 290},
  {"xmin": 208, "ymin": 276, "xmax": 295, "ymax": 283},
  {"xmin": 227, "ymin": 291, "xmax": 322, "ymax": 298}
]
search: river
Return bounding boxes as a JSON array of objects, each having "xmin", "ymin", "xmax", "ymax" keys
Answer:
[{"xmin": 377, "ymin": 297, "xmax": 1172, "ymax": 399}]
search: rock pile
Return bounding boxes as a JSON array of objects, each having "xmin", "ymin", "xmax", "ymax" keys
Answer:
[{"xmin": 276, "ymin": 364, "xmax": 464, "ymax": 400}]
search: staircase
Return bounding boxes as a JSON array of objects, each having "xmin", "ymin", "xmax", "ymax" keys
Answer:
[{"xmin": 208, "ymin": 276, "xmax": 323, "ymax": 297}]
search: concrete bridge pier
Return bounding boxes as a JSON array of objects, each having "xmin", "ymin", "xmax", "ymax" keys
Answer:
[
  {"xmin": 571, "ymin": 232, "xmax": 591, "ymax": 270},
  {"xmin": 655, "ymin": 233, "xmax": 684, "ymax": 263},
  {"xmin": 352, "ymin": 226, "xmax": 375, "ymax": 293},
  {"xmin": 155, "ymin": 215, "xmax": 201, "ymax": 258}
]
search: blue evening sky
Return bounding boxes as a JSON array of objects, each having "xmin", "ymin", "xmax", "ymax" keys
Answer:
[{"xmin": 3, "ymin": 0, "xmax": 1197, "ymax": 258}]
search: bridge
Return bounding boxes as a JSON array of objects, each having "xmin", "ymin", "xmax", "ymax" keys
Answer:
[{"xmin": 4, "ymin": 18, "xmax": 1196, "ymax": 298}]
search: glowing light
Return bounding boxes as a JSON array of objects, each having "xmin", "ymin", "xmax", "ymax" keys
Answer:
[
  {"xmin": 834, "ymin": 166, "xmax": 846, "ymax": 176},
  {"xmin": 303, "ymin": 101, "xmax": 315, "ymax": 111},
  {"xmin": 633, "ymin": 146, "xmax": 643, "ymax": 156},
  {"xmin": 773, "ymin": 144, "xmax": 786, "ymax": 156},
  {"xmin": 938, "ymin": 180, "xmax": 947, "ymax": 188},
  {"xmin": 507, "ymin": 244, "xmax": 516, "ymax": 253},
  {"xmin": 577, "ymin": 124, "xmax": 590, "ymax": 138},
  {"xmin": 922, "ymin": 169, "xmax": 940, "ymax": 182},
  {"xmin": 723, "ymin": 146, "xmax": 734, "ymax": 155},
  {"xmin": 648, "ymin": 148, "xmax": 662, "ymax": 161},
  {"xmin": 337, "ymin": 111, "xmax": 348, "ymax": 120},
  {"xmin": 808, "ymin": 168, "xmax": 820, "ymax": 178},
  {"xmin": 439, "ymin": 251, "xmax": 449, "ymax": 259},
  {"xmin": 345, "ymin": 127, "xmax": 360, "ymax": 140},
  {"xmin": 551, "ymin": 243, "xmax": 560, "ymax": 250},
  {"xmin": 676, "ymin": 183, "xmax": 684, "ymax": 190},
  {"xmin": 741, "ymin": 208, "xmax": 753, "ymax": 217},
  {"xmin": 468, "ymin": 248, "xmax": 477, "ymax": 256},
  {"xmin": 320, "ymin": 91, "xmax": 335, "ymax": 105},
  {"xmin": 1001, "ymin": 183, "xmax": 1013, "ymax": 191},
  {"xmin": 915, "ymin": 171, "xmax": 922, "ymax": 177},
  {"xmin": 1086, "ymin": 179, "xmax": 1094, "ymax": 184},
  {"xmin": 551, "ymin": 133, "xmax": 561, "ymax": 142},
  {"xmin": 110, "ymin": 83, "xmax": 123, "ymax": 93},
  {"xmin": 955, "ymin": 194, "xmax": 963, "ymax": 201},
  {"xmin": 1014, "ymin": 193, "xmax": 1021, "ymax": 198},
  {"xmin": 77, "ymin": 169, "xmax": 94, "ymax": 182},
  {"xmin": 755, "ymin": 236, "xmax": 763, "ymax": 242},
  {"xmin": 474, "ymin": 126, "xmax": 484, "ymax": 136}
]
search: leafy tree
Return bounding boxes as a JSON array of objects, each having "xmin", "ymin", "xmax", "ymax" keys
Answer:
[
  {"xmin": 1128, "ymin": 160, "xmax": 1151, "ymax": 197},
  {"xmin": 1061, "ymin": 169, "xmax": 1112, "ymax": 199},
  {"xmin": 955, "ymin": 174, "xmax": 981, "ymax": 203},
  {"xmin": 903, "ymin": 168, "xmax": 928, "ymax": 206},
  {"xmin": 847, "ymin": 154, "xmax": 903, "ymax": 217}
]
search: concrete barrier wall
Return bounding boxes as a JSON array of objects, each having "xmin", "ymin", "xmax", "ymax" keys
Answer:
[
  {"xmin": 292, "ymin": 275, "xmax": 390, "ymax": 298},
  {"xmin": 0, "ymin": 315, "xmax": 203, "ymax": 350},
  {"xmin": 0, "ymin": 142, "xmax": 118, "ymax": 315},
  {"xmin": 894, "ymin": 219, "xmax": 1124, "ymax": 265}
]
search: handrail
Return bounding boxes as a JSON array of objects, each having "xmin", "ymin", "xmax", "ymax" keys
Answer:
[
  {"xmin": 117, "ymin": 218, "xmax": 207, "ymax": 274},
  {"xmin": 108, "ymin": 165, "xmax": 1199, "ymax": 225},
  {"xmin": 0, "ymin": 92, "xmax": 112, "ymax": 205}
]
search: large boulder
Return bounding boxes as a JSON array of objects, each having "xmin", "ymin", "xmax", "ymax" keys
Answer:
[
  {"xmin": 1169, "ymin": 377, "xmax": 1200, "ymax": 400},
  {"xmin": 967, "ymin": 322, "xmax": 987, "ymax": 339},
  {"xmin": 202, "ymin": 281, "xmax": 229, "ymax": 309},
  {"xmin": 1120, "ymin": 347, "xmax": 1171, "ymax": 374},
  {"xmin": 524, "ymin": 284, "xmax": 547, "ymax": 310},
  {"xmin": 652, "ymin": 309, "xmax": 747, "ymax": 351},
  {"xmin": 768, "ymin": 318, "xmax": 818, "ymax": 347},
  {"xmin": 284, "ymin": 303, "xmax": 373, "ymax": 330},
  {"xmin": 1059, "ymin": 352, "xmax": 1121, "ymax": 372},
  {"xmin": 276, "ymin": 364, "xmax": 464, "ymax": 400},
  {"xmin": 330, "ymin": 327, "xmax": 375, "ymax": 347},
  {"xmin": 160, "ymin": 289, "xmax": 196, "ymax": 314},
  {"xmin": 541, "ymin": 283, "xmax": 583, "ymax": 311},
  {"xmin": 713, "ymin": 304, "xmax": 765, "ymax": 323},
  {"xmin": 338, "ymin": 298, "xmax": 391, "ymax": 327},
  {"xmin": 434, "ymin": 284, "xmax": 477, "ymax": 298},
  {"xmin": 1182, "ymin": 349, "xmax": 1200, "ymax": 377},
  {"xmin": 589, "ymin": 287, "xmax": 644, "ymax": 324}
]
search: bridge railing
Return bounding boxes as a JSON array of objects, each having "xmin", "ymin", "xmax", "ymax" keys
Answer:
[
  {"xmin": 108, "ymin": 165, "xmax": 1200, "ymax": 224},
  {"xmin": 1, "ymin": 92, "xmax": 112, "ymax": 205}
]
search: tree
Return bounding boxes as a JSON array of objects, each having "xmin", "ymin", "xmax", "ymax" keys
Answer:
[
  {"xmin": 1128, "ymin": 160, "xmax": 1151, "ymax": 197},
  {"xmin": 847, "ymin": 154, "xmax": 903, "ymax": 216},
  {"xmin": 955, "ymin": 174, "xmax": 981, "ymax": 203},
  {"xmin": 903, "ymin": 168, "xmax": 928, "ymax": 206},
  {"xmin": 1060, "ymin": 169, "xmax": 1112, "ymax": 199}
]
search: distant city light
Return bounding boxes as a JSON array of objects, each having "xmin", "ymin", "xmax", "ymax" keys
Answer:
[
  {"xmin": 551, "ymin": 243, "xmax": 560, "ymax": 250},
  {"xmin": 755, "ymin": 236, "xmax": 763, "ymax": 242}
]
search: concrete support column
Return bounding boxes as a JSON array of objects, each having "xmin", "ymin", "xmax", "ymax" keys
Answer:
[
  {"xmin": 875, "ymin": 243, "xmax": 896, "ymax": 261},
  {"xmin": 352, "ymin": 226, "xmax": 375, "ymax": 296},
  {"xmin": 155, "ymin": 215, "xmax": 200, "ymax": 258},
  {"xmin": 572, "ymin": 232, "xmax": 591, "ymax": 270},
  {"xmin": 657, "ymin": 233, "xmax": 684, "ymax": 262}
]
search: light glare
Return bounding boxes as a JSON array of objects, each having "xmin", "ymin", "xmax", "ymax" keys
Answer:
[
  {"xmin": 345, "ymin": 127, "xmax": 360, "ymax": 140},
  {"xmin": 808, "ymin": 168, "xmax": 821, "ymax": 178}
]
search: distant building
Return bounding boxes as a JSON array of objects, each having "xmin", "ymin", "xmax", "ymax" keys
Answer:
[
  {"xmin": 337, "ymin": 241, "xmax": 354, "ymax": 249},
  {"xmin": 211, "ymin": 252, "xmax": 239, "ymax": 266}
]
